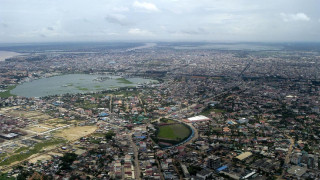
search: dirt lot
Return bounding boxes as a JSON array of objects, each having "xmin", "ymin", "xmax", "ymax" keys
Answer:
[
  {"xmin": 46, "ymin": 118, "xmax": 65, "ymax": 123},
  {"xmin": 39, "ymin": 124, "xmax": 54, "ymax": 129},
  {"xmin": 30, "ymin": 114, "xmax": 51, "ymax": 120},
  {"xmin": 48, "ymin": 152, "xmax": 63, "ymax": 157},
  {"xmin": 7, "ymin": 110, "xmax": 42, "ymax": 118},
  {"xmin": 27, "ymin": 124, "xmax": 55, "ymax": 133},
  {"xmin": 28, "ymin": 127, "xmax": 48, "ymax": 133},
  {"xmin": 46, "ymin": 118, "xmax": 79, "ymax": 126},
  {"xmin": 0, "ymin": 108, "xmax": 51, "ymax": 122},
  {"xmin": 0, "ymin": 106, "xmax": 20, "ymax": 114},
  {"xmin": 29, "ymin": 154, "xmax": 52, "ymax": 163},
  {"xmin": 55, "ymin": 126, "xmax": 97, "ymax": 141}
]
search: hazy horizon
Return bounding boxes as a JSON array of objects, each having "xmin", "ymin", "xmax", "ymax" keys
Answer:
[{"xmin": 1, "ymin": 0, "xmax": 320, "ymax": 43}]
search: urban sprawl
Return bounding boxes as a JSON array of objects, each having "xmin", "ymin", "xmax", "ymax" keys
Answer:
[{"xmin": 0, "ymin": 43, "xmax": 320, "ymax": 180}]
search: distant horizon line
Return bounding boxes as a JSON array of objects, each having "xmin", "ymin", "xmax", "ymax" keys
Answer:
[{"xmin": 1, "ymin": 40, "xmax": 320, "ymax": 46}]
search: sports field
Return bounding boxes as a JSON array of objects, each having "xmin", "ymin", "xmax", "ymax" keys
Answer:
[{"xmin": 157, "ymin": 124, "xmax": 191, "ymax": 141}]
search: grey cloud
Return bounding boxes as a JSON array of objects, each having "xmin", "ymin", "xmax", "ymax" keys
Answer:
[
  {"xmin": 1, "ymin": 23, "xmax": 8, "ymax": 28},
  {"xmin": 0, "ymin": 0, "xmax": 319, "ymax": 42},
  {"xmin": 180, "ymin": 28, "xmax": 208, "ymax": 35},
  {"xmin": 105, "ymin": 14, "xmax": 132, "ymax": 26},
  {"xmin": 82, "ymin": 18, "xmax": 90, "ymax": 23},
  {"xmin": 47, "ymin": 27, "xmax": 54, "ymax": 31}
]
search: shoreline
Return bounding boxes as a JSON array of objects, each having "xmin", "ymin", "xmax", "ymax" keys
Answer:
[{"xmin": 0, "ymin": 51, "xmax": 22, "ymax": 61}]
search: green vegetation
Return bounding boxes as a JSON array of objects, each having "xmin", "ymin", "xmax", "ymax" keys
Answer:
[
  {"xmin": 0, "ymin": 173, "xmax": 15, "ymax": 180},
  {"xmin": 60, "ymin": 152, "xmax": 77, "ymax": 170},
  {"xmin": 14, "ymin": 146, "xmax": 29, "ymax": 153},
  {"xmin": 0, "ymin": 85, "xmax": 16, "ymax": 98},
  {"xmin": 91, "ymin": 94, "xmax": 106, "ymax": 98},
  {"xmin": 114, "ymin": 89, "xmax": 139, "ymax": 97},
  {"xmin": 160, "ymin": 118, "xmax": 175, "ymax": 124},
  {"xmin": 0, "ymin": 138, "xmax": 66, "ymax": 166},
  {"xmin": 89, "ymin": 138, "xmax": 101, "ymax": 144},
  {"xmin": 188, "ymin": 165, "xmax": 202, "ymax": 175},
  {"xmin": 92, "ymin": 133, "xmax": 106, "ymax": 137},
  {"xmin": 0, "ymin": 153, "xmax": 6, "ymax": 158},
  {"xmin": 76, "ymin": 86, "xmax": 89, "ymax": 91},
  {"xmin": 213, "ymin": 109, "xmax": 225, "ymax": 113},
  {"xmin": 75, "ymin": 100, "xmax": 98, "ymax": 109},
  {"xmin": 200, "ymin": 106, "xmax": 225, "ymax": 116},
  {"xmin": 105, "ymin": 130, "xmax": 116, "ymax": 141},
  {"xmin": 116, "ymin": 78, "xmax": 133, "ymax": 84},
  {"xmin": 157, "ymin": 124, "xmax": 191, "ymax": 141}
]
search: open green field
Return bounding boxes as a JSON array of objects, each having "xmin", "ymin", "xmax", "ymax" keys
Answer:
[
  {"xmin": 157, "ymin": 124, "xmax": 191, "ymax": 141},
  {"xmin": 116, "ymin": 78, "xmax": 133, "ymax": 84},
  {"xmin": 91, "ymin": 133, "xmax": 106, "ymax": 137},
  {"xmin": 75, "ymin": 100, "xmax": 99, "ymax": 109},
  {"xmin": 0, "ymin": 85, "xmax": 16, "ymax": 98},
  {"xmin": 113, "ymin": 89, "xmax": 139, "ymax": 97},
  {"xmin": 76, "ymin": 86, "xmax": 89, "ymax": 91}
]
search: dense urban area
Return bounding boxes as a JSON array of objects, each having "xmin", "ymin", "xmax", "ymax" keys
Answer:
[{"xmin": 0, "ymin": 42, "xmax": 320, "ymax": 180}]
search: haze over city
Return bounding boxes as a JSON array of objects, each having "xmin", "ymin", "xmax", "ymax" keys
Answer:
[{"xmin": 1, "ymin": 0, "xmax": 320, "ymax": 43}]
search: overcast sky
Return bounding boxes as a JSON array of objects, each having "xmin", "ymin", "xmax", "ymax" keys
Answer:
[{"xmin": 0, "ymin": 0, "xmax": 319, "ymax": 43}]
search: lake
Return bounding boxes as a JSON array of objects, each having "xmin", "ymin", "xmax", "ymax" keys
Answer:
[{"xmin": 11, "ymin": 74, "xmax": 157, "ymax": 97}]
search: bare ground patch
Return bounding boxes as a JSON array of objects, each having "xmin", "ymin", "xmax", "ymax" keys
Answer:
[{"xmin": 55, "ymin": 126, "xmax": 97, "ymax": 141}]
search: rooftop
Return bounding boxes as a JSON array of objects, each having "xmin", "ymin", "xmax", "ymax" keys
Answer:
[
  {"xmin": 287, "ymin": 166, "xmax": 307, "ymax": 177},
  {"xmin": 236, "ymin": 152, "xmax": 252, "ymax": 161},
  {"xmin": 187, "ymin": 115, "xmax": 211, "ymax": 122}
]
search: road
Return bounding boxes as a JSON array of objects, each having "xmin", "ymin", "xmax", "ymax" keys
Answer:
[
  {"xmin": 138, "ymin": 95, "xmax": 147, "ymax": 115},
  {"xmin": 155, "ymin": 158, "xmax": 165, "ymax": 180},
  {"xmin": 184, "ymin": 122, "xmax": 199, "ymax": 145},
  {"xmin": 173, "ymin": 160, "xmax": 183, "ymax": 180},
  {"xmin": 269, "ymin": 122, "xmax": 295, "ymax": 180},
  {"xmin": 239, "ymin": 59, "xmax": 253, "ymax": 77},
  {"xmin": 109, "ymin": 94, "xmax": 113, "ymax": 113},
  {"xmin": 284, "ymin": 135, "xmax": 294, "ymax": 164},
  {"xmin": 278, "ymin": 134, "xmax": 294, "ymax": 179},
  {"xmin": 129, "ymin": 134, "xmax": 141, "ymax": 180}
]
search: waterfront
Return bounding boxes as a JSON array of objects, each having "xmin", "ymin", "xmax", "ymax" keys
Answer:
[{"xmin": 0, "ymin": 51, "xmax": 22, "ymax": 61}]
